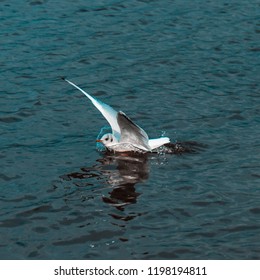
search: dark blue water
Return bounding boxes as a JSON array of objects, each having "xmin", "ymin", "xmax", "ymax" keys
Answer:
[{"xmin": 1, "ymin": 0, "xmax": 260, "ymax": 259}]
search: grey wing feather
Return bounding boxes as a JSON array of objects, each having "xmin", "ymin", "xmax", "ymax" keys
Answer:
[
  {"xmin": 64, "ymin": 79, "xmax": 121, "ymax": 139},
  {"xmin": 117, "ymin": 111, "xmax": 151, "ymax": 151}
]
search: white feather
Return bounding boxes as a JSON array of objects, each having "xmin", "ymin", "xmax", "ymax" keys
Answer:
[
  {"xmin": 148, "ymin": 137, "xmax": 170, "ymax": 150},
  {"xmin": 64, "ymin": 79, "xmax": 121, "ymax": 139}
]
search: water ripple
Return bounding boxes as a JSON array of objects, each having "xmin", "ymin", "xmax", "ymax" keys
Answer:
[{"xmin": 0, "ymin": 0, "xmax": 259, "ymax": 260}]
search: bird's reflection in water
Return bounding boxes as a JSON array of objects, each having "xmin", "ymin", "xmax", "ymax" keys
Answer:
[
  {"xmin": 61, "ymin": 152, "xmax": 149, "ymax": 222},
  {"xmin": 60, "ymin": 142, "xmax": 202, "ymax": 222},
  {"xmin": 97, "ymin": 153, "xmax": 149, "ymax": 213}
]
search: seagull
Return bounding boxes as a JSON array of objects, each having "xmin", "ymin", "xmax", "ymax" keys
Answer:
[{"xmin": 63, "ymin": 78, "xmax": 170, "ymax": 153}]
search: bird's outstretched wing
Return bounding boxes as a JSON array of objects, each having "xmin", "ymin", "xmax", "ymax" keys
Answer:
[
  {"xmin": 64, "ymin": 79, "xmax": 120, "ymax": 139},
  {"xmin": 117, "ymin": 111, "xmax": 151, "ymax": 151},
  {"xmin": 64, "ymin": 79, "xmax": 168, "ymax": 151}
]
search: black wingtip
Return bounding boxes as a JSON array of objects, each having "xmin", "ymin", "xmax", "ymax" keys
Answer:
[{"xmin": 61, "ymin": 76, "xmax": 66, "ymax": 81}]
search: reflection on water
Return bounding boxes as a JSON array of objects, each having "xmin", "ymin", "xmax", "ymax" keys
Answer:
[
  {"xmin": 97, "ymin": 154, "xmax": 148, "ymax": 210},
  {"xmin": 60, "ymin": 142, "xmax": 201, "ymax": 222},
  {"xmin": 61, "ymin": 152, "xmax": 150, "ymax": 221}
]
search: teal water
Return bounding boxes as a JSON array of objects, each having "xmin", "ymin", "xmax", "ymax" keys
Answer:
[{"xmin": 0, "ymin": 0, "xmax": 260, "ymax": 259}]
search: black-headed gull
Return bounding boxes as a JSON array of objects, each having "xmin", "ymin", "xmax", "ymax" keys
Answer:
[{"xmin": 63, "ymin": 78, "xmax": 170, "ymax": 153}]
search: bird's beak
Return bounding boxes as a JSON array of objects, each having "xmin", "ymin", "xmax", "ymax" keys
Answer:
[{"xmin": 96, "ymin": 139, "xmax": 102, "ymax": 143}]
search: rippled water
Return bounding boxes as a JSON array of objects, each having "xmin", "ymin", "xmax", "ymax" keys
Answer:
[{"xmin": 1, "ymin": 0, "xmax": 260, "ymax": 259}]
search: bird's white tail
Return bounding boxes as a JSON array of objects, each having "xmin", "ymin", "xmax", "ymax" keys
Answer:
[{"xmin": 149, "ymin": 137, "xmax": 170, "ymax": 150}]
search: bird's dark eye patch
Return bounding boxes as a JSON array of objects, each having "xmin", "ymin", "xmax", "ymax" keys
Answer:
[
  {"xmin": 110, "ymin": 138, "xmax": 113, "ymax": 142},
  {"xmin": 105, "ymin": 138, "xmax": 108, "ymax": 141}
]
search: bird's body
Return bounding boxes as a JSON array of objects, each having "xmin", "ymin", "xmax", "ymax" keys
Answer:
[{"xmin": 64, "ymin": 78, "xmax": 170, "ymax": 153}]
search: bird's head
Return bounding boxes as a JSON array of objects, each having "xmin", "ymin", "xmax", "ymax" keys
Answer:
[{"xmin": 96, "ymin": 133, "xmax": 118, "ymax": 148}]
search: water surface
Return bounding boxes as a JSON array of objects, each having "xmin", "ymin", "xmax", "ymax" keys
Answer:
[{"xmin": 0, "ymin": 0, "xmax": 260, "ymax": 259}]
